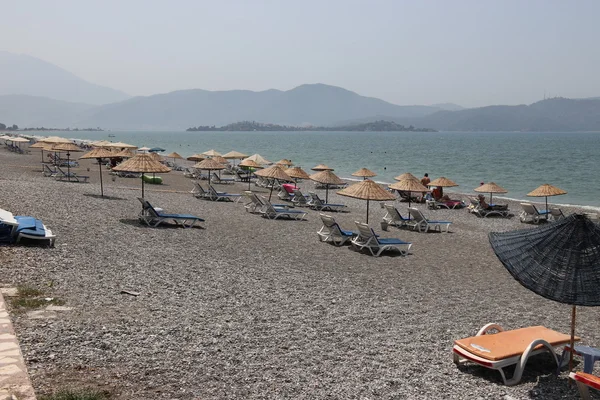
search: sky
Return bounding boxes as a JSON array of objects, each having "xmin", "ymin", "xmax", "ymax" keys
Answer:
[{"xmin": 2, "ymin": 0, "xmax": 599, "ymax": 107}]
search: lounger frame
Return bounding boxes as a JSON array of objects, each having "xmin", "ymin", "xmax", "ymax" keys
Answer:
[
  {"xmin": 570, "ymin": 371, "xmax": 600, "ymax": 400},
  {"xmin": 351, "ymin": 222, "xmax": 411, "ymax": 256},
  {"xmin": 138, "ymin": 198, "xmax": 203, "ymax": 228},
  {"xmin": 408, "ymin": 207, "xmax": 451, "ymax": 233},
  {"xmin": 452, "ymin": 323, "xmax": 566, "ymax": 386},
  {"xmin": 317, "ymin": 213, "xmax": 354, "ymax": 246}
]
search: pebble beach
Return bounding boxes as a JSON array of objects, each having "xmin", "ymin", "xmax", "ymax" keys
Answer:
[{"xmin": 0, "ymin": 149, "xmax": 598, "ymax": 399}]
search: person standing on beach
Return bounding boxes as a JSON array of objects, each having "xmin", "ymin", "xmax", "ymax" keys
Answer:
[{"xmin": 421, "ymin": 173, "xmax": 430, "ymax": 187}]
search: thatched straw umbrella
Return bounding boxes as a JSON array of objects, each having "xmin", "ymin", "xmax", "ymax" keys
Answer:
[
  {"xmin": 223, "ymin": 150, "xmax": 248, "ymax": 166},
  {"xmin": 114, "ymin": 148, "xmax": 136, "ymax": 158},
  {"xmin": 427, "ymin": 176, "xmax": 459, "ymax": 199},
  {"xmin": 80, "ymin": 148, "xmax": 119, "ymax": 197},
  {"xmin": 285, "ymin": 166, "xmax": 310, "ymax": 188},
  {"xmin": 52, "ymin": 143, "xmax": 83, "ymax": 182},
  {"xmin": 394, "ymin": 172, "xmax": 417, "ymax": 181},
  {"xmin": 312, "ymin": 164, "xmax": 333, "ymax": 171},
  {"xmin": 165, "ymin": 152, "xmax": 184, "ymax": 164},
  {"xmin": 212, "ymin": 155, "xmax": 229, "ymax": 165},
  {"xmin": 388, "ymin": 178, "xmax": 429, "ymax": 216},
  {"xmin": 474, "ymin": 182, "xmax": 508, "ymax": 205},
  {"xmin": 352, "ymin": 168, "xmax": 377, "ymax": 180},
  {"xmin": 112, "ymin": 153, "xmax": 171, "ymax": 198},
  {"xmin": 489, "ymin": 214, "xmax": 600, "ymax": 373},
  {"xmin": 92, "ymin": 140, "xmax": 112, "ymax": 148},
  {"xmin": 238, "ymin": 159, "xmax": 263, "ymax": 190},
  {"xmin": 527, "ymin": 184, "xmax": 567, "ymax": 216},
  {"xmin": 255, "ymin": 165, "xmax": 292, "ymax": 200},
  {"xmin": 244, "ymin": 154, "xmax": 272, "ymax": 165},
  {"xmin": 39, "ymin": 136, "xmax": 72, "ymax": 144},
  {"xmin": 338, "ymin": 179, "xmax": 395, "ymax": 223},
  {"xmin": 276, "ymin": 159, "xmax": 293, "ymax": 167},
  {"xmin": 194, "ymin": 158, "xmax": 225, "ymax": 185},
  {"xmin": 310, "ymin": 170, "xmax": 345, "ymax": 203},
  {"xmin": 202, "ymin": 149, "xmax": 222, "ymax": 157},
  {"xmin": 30, "ymin": 141, "xmax": 52, "ymax": 163},
  {"xmin": 187, "ymin": 154, "xmax": 205, "ymax": 162},
  {"xmin": 107, "ymin": 142, "xmax": 138, "ymax": 149}
]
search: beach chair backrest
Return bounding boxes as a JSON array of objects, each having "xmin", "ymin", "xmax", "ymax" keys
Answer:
[
  {"xmin": 319, "ymin": 213, "xmax": 337, "ymax": 229},
  {"xmin": 550, "ymin": 208, "xmax": 564, "ymax": 219},
  {"xmin": 137, "ymin": 197, "xmax": 160, "ymax": 217},
  {"xmin": 354, "ymin": 221, "xmax": 378, "ymax": 243},
  {"xmin": 408, "ymin": 207, "xmax": 425, "ymax": 222},
  {"xmin": 195, "ymin": 182, "xmax": 208, "ymax": 195},
  {"xmin": 520, "ymin": 203, "xmax": 537, "ymax": 216},
  {"xmin": 384, "ymin": 204, "xmax": 401, "ymax": 221}
]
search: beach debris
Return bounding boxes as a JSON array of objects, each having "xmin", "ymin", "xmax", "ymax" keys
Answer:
[{"xmin": 120, "ymin": 290, "xmax": 140, "ymax": 297}]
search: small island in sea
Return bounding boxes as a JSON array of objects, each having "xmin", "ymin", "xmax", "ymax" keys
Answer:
[{"xmin": 187, "ymin": 120, "xmax": 436, "ymax": 132}]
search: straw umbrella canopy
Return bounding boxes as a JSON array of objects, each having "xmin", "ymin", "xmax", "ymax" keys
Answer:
[
  {"xmin": 80, "ymin": 148, "xmax": 119, "ymax": 197},
  {"xmin": 148, "ymin": 152, "xmax": 164, "ymax": 162},
  {"xmin": 114, "ymin": 148, "xmax": 136, "ymax": 158},
  {"xmin": 212, "ymin": 155, "xmax": 229, "ymax": 165},
  {"xmin": 194, "ymin": 158, "xmax": 225, "ymax": 185},
  {"xmin": 0, "ymin": 135, "xmax": 11, "ymax": 140},
  {"xmin": 202, "ymin": 149, "xmax": 222, "ymax": 157},
  {"xmin": 394, "ymin": 172, "xmax": 417, "ymax": 181},
  {"xmin": 352, "ymin": 168, "xmax": 377, "ymax": 180},
  {"xmin": 489, "ymin": 213, "xmax": 600, "ymax": 373},
  {"xmin": 388, "ymin": 177, "xmax": 429, "ymax": 217},
  {"xmin": 312, "ymin": 164, "xmax": 334, "ymax": 171},
  {"xmin": 428, "ymin": 176, "xmax": 458, "ymax": 188},
  {"xmin": 187, "ymin": 154, "xmax": 205, "ymax": 162},
  {"xmin": 112, "ymin": 153, "xmax": 171, "ymax": 198},
  {"xmin": 474, "ymin": 182, "xmax": 508, "ymax": 205},
  {"xmin": 255, "ymin": 165, "xmax": 293, "ymax": 200},
  {"xmin": 8, "ymin": 137, "xmax": 29, "ymax": 143},
  {"xmin": 276, "ymin": 159, "xmax": 293, "ymax": 167},
  {"xmin": 92, "ymin": 140, "xmax": 112, "ymax": 147},
  {"xmin": 106, "ymin": 142, "xmax": 137, "ymax": 149},
  {"xmin": 30, "ymin": 141, "xmax": 52, "ymax": 163},
  {"xmin": 238, "ymin": 159, "xmax": 263, "ymax": 190},
  {"xmin": 138, "ymin": 146, "xmax": 151, "ymax": 152},
  {"xmin": 39, "ymin": 136, "xmax": 72, "ymax": 144},
  {"xmin": 244, "ymin": 154, "xmax": 272, "ymax": 165},
  {"xmin": 165, "ymin": 152, "xmax": 183, "ymax": 164},
  {"xmin": 52, "ymin": 143, "xmax": 83, "ymax": 182},
  {"xmin": 310, "ymin": 170, "xmax": 345, "ymax": 203},
  {"xmin": 223, "ymin": 151, "xmax": 248, "ymax": 160},
  {"xmin": 527, "ymin": 184, "xmax": 567, "ymax": 216},
  {"xmin": 338, "ymin": 179, "xmax": 395, "ymax": 223},
  {"xmin": 285, "ymin": 166, "xmax": 310, "ymax": 188}
]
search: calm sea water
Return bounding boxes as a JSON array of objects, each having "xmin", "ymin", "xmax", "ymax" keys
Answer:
[{"xmin": 49, "ymin": 130, "xmax": 599, "ymax": 208}]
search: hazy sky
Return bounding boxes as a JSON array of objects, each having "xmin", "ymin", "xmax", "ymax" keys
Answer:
[{"xmin": 2, "ymin": 0, "xmax": 599, "ymax": 107}]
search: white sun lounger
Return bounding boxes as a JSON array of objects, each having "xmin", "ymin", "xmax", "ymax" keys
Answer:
[
  {"xmin": 519, "ymin": 203, "xmax": 550, "ymax": 224},
  {"xmin": 408, "ymin": 207, "xmax": 451, "ymax": 232},
  {"xmin": 317, "ymin": 213, "xmax": 356, "ymax": 246},
  {"xmin": 351, "ymin": 222, "xmax": 411, "ymax": 256}
]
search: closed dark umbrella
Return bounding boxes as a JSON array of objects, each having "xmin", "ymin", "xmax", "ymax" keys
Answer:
[{"xmin": 489, "ymin": 214, "xmax": 600, "ymax": 373}]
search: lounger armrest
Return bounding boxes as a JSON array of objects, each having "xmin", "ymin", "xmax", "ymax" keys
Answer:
[{"xmin": 477, "ymin": 323, "xmax": 505, "ymax": 336}]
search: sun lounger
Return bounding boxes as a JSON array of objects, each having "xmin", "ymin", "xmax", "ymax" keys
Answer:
[
  {"xmin": 317, "ymin": 213, "xmax": 356, "ymax": 246},
  {"xmin": 42, "ymin": 164, "xmax": 58, "ymax": 177},
  {"xmin": 308, "ymin": 192, "xmax": 347, "ymax": 212},
  {"xmin": 453, "ymin": 324, "xmax": 577, "ymax": 385},
  {"xmin": 471, "ymin": 202, "xmax": 510, "ymax": 218},
  {"xmin": 550, "ymin": 208, "xmax": 565, "ymax": 221},
  {"xmin": 260, "ymin": 198, "xmax": 307, "ymax": 220},
  {"xmin": 191, "ymin": 182, "xmax": 211, "ymax": 199},
  {"xmin": 427, "ymin": 199, "xmax": 465, "ymax": 210},
  {"xmin": 570, "ymin": 372, "xmax": 600, "ymax": 399},
  {"xmin": 351, "ymin": 222, "xmax": 411, "ymax": 256},
  {"xmin": 408, "ymin": 207, "xmax": 451, "ymax": 232},
  {"xmin": 291, "ymin": 189, "xmax": 310, "ymax": 206},
  {"xmin": 382, "ymin": 204, "xmax": 415, "ymax": 228},
  {"xmin": 207, "ymin": 184, "xmax": 242, "ymax": 202},
  {"xmin": 519, "ymin": 203, "xmax": 550, "ymax": 224},
  {"xmin": 0, "ymin": 209, "xmax": 56, "ymax": 246},
  {"xmin": 54, "ymin": 166, "xmax": 89, "ymax": 182},
  {"xmin": 137, "ymin": 198, "xmax": 204, "ymax": 228},
  {"xmin": 211, "ymin": 172, "xmax": 235, "ymax": 184},
  {"xmin": 243, "ymin": 191, "xmax": 263, "ymax": 213}
]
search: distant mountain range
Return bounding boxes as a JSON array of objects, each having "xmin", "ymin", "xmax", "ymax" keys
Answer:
[
  {"xmin": 1, "ymin": 51, "xmax": 600, "ymax": 131},
  {"xmin": 0, "ymin": 51, "xmax": 130, "ymax": 105}
]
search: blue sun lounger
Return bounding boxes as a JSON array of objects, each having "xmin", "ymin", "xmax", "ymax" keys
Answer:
[
  {"xmin": 351, "ymin": 222, "xmax": 411, "ymax": 256},
  {"xmin": 138, "ymin": 198, "xmax": 204, "ymax": 228}
]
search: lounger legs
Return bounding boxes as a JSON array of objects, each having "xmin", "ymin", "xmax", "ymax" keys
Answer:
[{"xmin": 574, "ymin": 379, "xmax": 592, "ymax": 400}]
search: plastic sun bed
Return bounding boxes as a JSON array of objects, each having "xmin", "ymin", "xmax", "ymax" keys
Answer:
[
  {"xmin": 453, "ymin": 324, "xmax": 577, "ymax": 386},
  {"xmin": 0, "ymin": 209, "xmax": 56, "ymax": 246},
  {"xmin": 137, "ymin": 198, "xmax": 204, "ymax": 228},
  {"xmin": 570, "ymin": 371, "xmax": 600, "ymax": 399}
]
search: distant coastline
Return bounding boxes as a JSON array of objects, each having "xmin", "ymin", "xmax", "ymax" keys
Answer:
[{"xmin": 186, "ymin": 120, "xmax": 436, "ymax": 132}]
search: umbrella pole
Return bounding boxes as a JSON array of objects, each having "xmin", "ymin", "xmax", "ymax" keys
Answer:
[
  {"xmin": 269, "ymin": 186, "xmax": 273, "ymax": 201},
  {"xmin": 98, "ymin": 158, "xmax": 104, "ymax": 197},
  {"xmin": 41, "ymin": 149, "xmax": 44, "ymax": 164},
  {"xmin": 326, "ymin": 184, "xmax": 329, "ymax": 203},
  {"xmin": 490, "ymin": 192, "xmax": 493, "ymax": 205},
  {"xmin": 569, "ymin": 305, "xmax": 576, "ymax": 373},
  {"xmin": 408, "ymin": 191, "xmax": 412, "ymax": 220},
  {"xmin": 366, "ymin": 199, "xmax": 370, "ymax": 224},
  {"xmin": 141, "ymin": 174, "xmax": 145, "ymax": 198},
  {"xmin": 67, "ymin": 152, "xmax": 71, "ymax": 182},
  {"xmin": 546, "ymin": 196, "xmax": 549, "ymax": 220}
]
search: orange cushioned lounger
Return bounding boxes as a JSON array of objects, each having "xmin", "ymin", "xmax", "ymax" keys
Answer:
[
  {"xmin": 570, "ymin": 372, "xmax": 600, "ymax": 399},
  {"xmin": 453, "ymin": 324, "xmax": 578, "ymax": 386}
]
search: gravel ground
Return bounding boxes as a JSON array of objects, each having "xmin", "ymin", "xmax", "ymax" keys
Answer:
[{"xmin": 0, "ymin": 149, "xmax": 598, "ymax": 399}]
